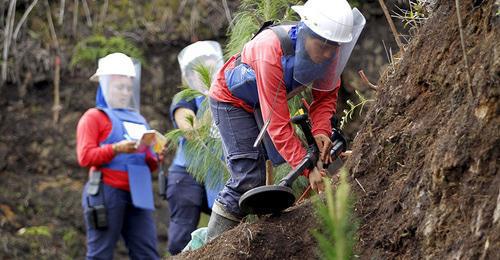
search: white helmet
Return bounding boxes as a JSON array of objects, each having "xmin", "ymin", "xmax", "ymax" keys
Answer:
[
  {"xmin": 178, "ymin": 41, "xmax": 223, "ymax": 70},
  {"xmin": 177, "ymin": 41, "xmax": 224, "ymax": 94},
  {"xmin": 89, "ymin": 52, "xmax": 136, "ymax": 81},
  {"xmin": 292, "ymin": 0, "xmax": 354, "ymax": 43}
]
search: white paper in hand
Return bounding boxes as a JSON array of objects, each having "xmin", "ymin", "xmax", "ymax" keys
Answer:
[{"xmin": 123, "ymin": 121, "xmax": 147, "ymax": 140}]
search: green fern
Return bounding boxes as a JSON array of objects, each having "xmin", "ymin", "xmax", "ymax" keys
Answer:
[{"xmin": 313, "ymin": 168, "xmax": 357, "ymax": 260}]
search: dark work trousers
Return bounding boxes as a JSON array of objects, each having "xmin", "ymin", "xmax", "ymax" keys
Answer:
[
  {"xmin": 166, "ymin": 171, "xmax": 209, "ymax": 255},
  {"xmin": 82, "ymin": 182, "xmax": 159, "ymax": 260},
  {"xmin": 209, "ymin": 97, "xmax": 267, "ymax": 217}
]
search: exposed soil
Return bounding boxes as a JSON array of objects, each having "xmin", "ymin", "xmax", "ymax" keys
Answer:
[
  {"xmin": 177, "ymin": 202, "xmax": 320, "ymax": 260},
  {"xmin": 175, "ymin": 1, "xmax": 499, "ymax": 259},
  {"xmin": 347, "ymin": 1, "xmax": 499, "ymax": 258}
]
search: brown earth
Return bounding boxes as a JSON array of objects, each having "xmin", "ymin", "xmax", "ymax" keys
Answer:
[
  {"xmin": 349, "ymin": 0, "xmax": 499, "ymax": 258},
  {"xmin": 177, "ymin": 202, "xmax": 320, "ymax": 260},
  {"xmin": 175, "ymin": 1, "xmax": 499, "ymax": 259}
]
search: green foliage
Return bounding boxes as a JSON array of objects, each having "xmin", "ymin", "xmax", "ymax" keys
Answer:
[
  {"xmin": 273, "ymin": 163, "xmax": 309, "ymax": 197},
  {"xmin": 224, "ymin": 0, "xmax": 302, "ymax": 57},
  {"xmin": 17, "ymin": 225, "xmax": 52, "ymax": 238},
  {"xmin": 340, "ymin": 90, "xmax": 374, "ymax": 130},
  {"xmin": 313, "ymin": 168, "xmax": 357, "ymax": 260},
  {"xmin": 70, "ymin": 35, "xmax": 144, "ymax": 68},
  {"xmin": 62, "ymin": 229, "xmax": 78, "ymax": 246},
  {"xmin": 193, "ymin": 62, "xmax": 217, "ymax": 89},
  {"xmin": 62, "ymin": 228, "xmax": 80, "ymax": 257}
]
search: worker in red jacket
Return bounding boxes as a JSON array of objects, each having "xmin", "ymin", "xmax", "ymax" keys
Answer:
[
  {"xmin": 206, "ymin": 0, "xmax": 366, "ymax": 240},
  {"xmin": 76, "ymin": 53, "xmax": 160, "ymax": 259}
]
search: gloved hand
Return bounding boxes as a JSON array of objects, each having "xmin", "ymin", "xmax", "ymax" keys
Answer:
[
  {"xmin": 112, "ymin": 140, "xmax": 138, "ymax": 154},
  {"xmin": 314, "ymin": 134, "xmax": 333, "ymax": 164},
  {"xmin": 308, "ymin": 166, "xmax": 326, "ymax": 194}
]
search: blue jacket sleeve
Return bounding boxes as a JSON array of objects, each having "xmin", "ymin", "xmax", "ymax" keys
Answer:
[{"xmin": 169, "ymin": 98, "xmax": 198, "ymax": 128}]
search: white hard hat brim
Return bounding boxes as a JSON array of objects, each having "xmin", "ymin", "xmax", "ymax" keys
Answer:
[{"xmin": 291, "ymin": 5, "xmax": 306, "ymax": 19}]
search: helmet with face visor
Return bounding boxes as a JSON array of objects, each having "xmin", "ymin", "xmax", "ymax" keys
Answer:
[
  {"xmin": 177, "ymin": 41, "xmax": 224, "ymax": 95},
  {"xmin": 291, "ymin": 0, "xmax": 366, "ymax": 91},
  {"xmin": 90, "ymin": 52, "xmax": 141, "ymax": 111}
]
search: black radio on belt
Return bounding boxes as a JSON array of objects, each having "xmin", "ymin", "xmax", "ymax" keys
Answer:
[
  {"xmin": 87, "ymin": 204, "xmax": 107, "ymax": 230},
  {"xmin": 86, "ymin": 171, "xmax": 108, "ymax": 230}
]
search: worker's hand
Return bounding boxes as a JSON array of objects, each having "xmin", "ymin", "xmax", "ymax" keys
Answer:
[
  {"xmin": 308, "ymin": 166, "xmax": 326, "ymax": 194},
  {"xmin": 340, "ymin": 150, "xmax": 352, "ymax": 161},
  {"xmin": 112, "ymin": 140, "xmax": 138, "ymax": 154},
  {"xmin": 158, "ymin": 145, "xmax": 168, "ymax": 162},
  {"xmin": 314, "ymin": 134, "xmax": 333, "ymax": 164}
]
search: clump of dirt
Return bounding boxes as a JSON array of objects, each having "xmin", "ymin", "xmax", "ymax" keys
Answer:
[
  {"xmin": 177, "ymin": 1, "xmax": 498, "ymax": 259},
  {"xmin": 176, "ymin": 202, "xmax": 320, "ymax": 260},
  {"xmin": 347, "ymin": 0, "xmax": 499, "ymax": 259}
]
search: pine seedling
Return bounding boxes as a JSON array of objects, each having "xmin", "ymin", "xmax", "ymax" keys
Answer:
[{"xmin": 313, "ymin": 168, "xmax": 357, "ymax": 260}]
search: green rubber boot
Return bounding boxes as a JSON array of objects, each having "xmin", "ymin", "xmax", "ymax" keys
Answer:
[{"xmin": 206, "ymin": 201, "xmax": 241, "ymax": 241}]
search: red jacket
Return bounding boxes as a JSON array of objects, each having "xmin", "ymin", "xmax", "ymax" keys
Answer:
[
  {"xmin": 210, "ymin": 29, "xmax": 339, "ymax": 175},
  {"xmin": 76, "ymin": 108, "xmax": 158, "ymax": 191}
]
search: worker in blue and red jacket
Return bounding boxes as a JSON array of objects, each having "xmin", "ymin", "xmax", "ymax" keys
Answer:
[
  {"xmin": 76, "ymin": 53, "xmax": 160, "ymax": 259},
  {"xmin": 165, "ymin": 41, "xmax": 225, "ymax": 255},
  {"xmin": 206, "ymin": 0, "xmax": 366, "ymax": 240}
]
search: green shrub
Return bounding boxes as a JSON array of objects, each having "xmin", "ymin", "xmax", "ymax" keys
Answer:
[{"xmin": 70, "ymin": 35, "xmax": 144, "ymax": 68}]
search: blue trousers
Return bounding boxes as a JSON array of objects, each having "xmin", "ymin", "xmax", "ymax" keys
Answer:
[
  {"xmin": 209, "ymin": 98, "xmax": 267, "ymax": 217},
  {"xmin": 82, "ymin": 183, "xmax": 159, "ymax": 260},
  {"xmin": 166, "ymin": 171, "xmax": 208, "ymax": 255}
]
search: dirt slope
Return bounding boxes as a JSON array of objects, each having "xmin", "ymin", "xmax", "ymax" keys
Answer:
[
  {"xmin": 347, "ymin": 0, "xmax": 499, "ymax": 258},
  {"xmin": 178, "ymin": 1, "xmax": 499, "ymax": 259},
  {"xmin": 177, "ymin": 202, "xmax": 319, "ymax": 260}
]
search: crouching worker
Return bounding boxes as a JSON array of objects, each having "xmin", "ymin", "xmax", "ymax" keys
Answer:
[
  {"xmin": 165, "ymin": 41, "xmax": 225, "ymax": 255},
  {"xmin": 206, "ymin": 0, "xmax": 365, "ymax": 241},
  {"xmin": 76, "ymin": 53, "xmax": 160, "ymax": 259}
]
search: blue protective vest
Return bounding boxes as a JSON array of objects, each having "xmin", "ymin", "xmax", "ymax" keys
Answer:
[
  {"xmin": 224, "ymin": 25, "xmax": 303, "ymax": 108},
  {"xmin": 99, "ymin": 108, "xmax": 150, "ymax": 172},
  {"xmin": 171, "ymin": 96, "xmax": 205, "ymax": 169}
]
